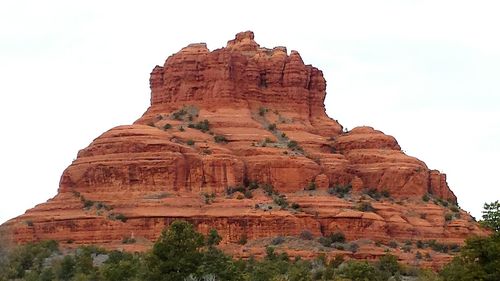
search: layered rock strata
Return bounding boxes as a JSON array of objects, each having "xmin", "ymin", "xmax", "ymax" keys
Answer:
[{"xmin": 2, "ymin": 31, "xmax": 486, "ymax": 268}]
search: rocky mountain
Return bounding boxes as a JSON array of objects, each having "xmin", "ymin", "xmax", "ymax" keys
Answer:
[{"xmin": 1, "ymin": 31, "xmax": 486, "ymax": 268}]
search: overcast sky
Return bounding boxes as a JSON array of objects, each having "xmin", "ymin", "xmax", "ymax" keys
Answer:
[{"xmin": 0, "ymin": 0, "xmax": 499, "ymax": 224}]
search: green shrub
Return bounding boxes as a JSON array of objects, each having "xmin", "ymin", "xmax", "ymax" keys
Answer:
[
  {"xmin": 299, "ymin": 230, "xmax": 313, "ymax": 240},
  {"xmin": 376, "ymin": 254, "xmax": 401, "ymax": 275},
  {"xmin": 445, "ymin": 213, "xmax": 453, "ymax": 221},
  {"xmin": 267, "ymin": 123, "xmax": 277, "ymax": 131},
  {"xmin": 291, "ymin": 202, "xmax": 300, "ymax": 210},
  {"xmin": 271, "ymin": 236, "xmax": 285, "ymax": 245},
  {"xmin": 258, "ymin": 107, "xmax": 268, "ymax": 116},
  {"xmin": 381, "ymin": 189, "xmax": 390, "ymax": 198},
  {"xmin": 287, "ymin": 140, "xmax": 300, "ymax": 150},
  {"xmin": 244, "ymin": 190, "xmax": 253, "ymax": 199},
  {"xmin": 83, "ymin": 199, "xmax": 94, "ymax": 209},
  {"xmin": 238, "ymin": 234, "xmax": 247, "ymax": 245},
  {"xmin": 356, "ymin": 201, "xmax": 375, "ymax": 212},
  {"xmin": 305, "ymin": 181, "xmax": 317, "ymax": 191},
  {"xmin": 172, "ymin": 108, "xmax": 187, "ymax": 120},
  {"xmin": 402, "ymin": 245, "xmax": 412, "ymax": 253},
  {"xmin": 388, "ymin": 240, "xmax": 398, "ymax": 248},
  {"xmin": 214, "ymin": 135, "xmax": 228, "ymax": 143},
  {"xmin": 422, "ymin": 193, "xmax": 430, "ymax": 202},
  {"xmin": 416, "ymin": 240, "xmax": 425, "ymax": 249},
  {"xmin": 192, "ymin": 119, "xmax": 210, "ymax": 132},
  {"xmin": 273, "ymin": 195, "xmax": 289, "ymax": 209},
  {"xmin": 262, "ymin": 183, "xmax": 275, "ymax": 196},
  {"xmin": 330, "ymin": 231, "xmax": 346, "ymax": 243},
  {"xmin": 186, "ymin": 139, "xmax": 195, "ymax": 146},
  {"xmin": 328, "ymin": 184, "xmax": 352, "ymax": 198},
  {"xmin": 163, "ymin": 123, "xmax": 172, "ymax": 130},
  {"xmin": 122, "ymin": 236, "xmax": 136, "ymax": 244},
  {"xmin": 116, "ymin": 213, "xmax": 127, "ymax": 222}
]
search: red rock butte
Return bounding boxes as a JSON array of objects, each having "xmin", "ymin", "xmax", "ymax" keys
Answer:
[{"xmin": 1, "ymin": 31, "xmax": 486, "ymax": 267}]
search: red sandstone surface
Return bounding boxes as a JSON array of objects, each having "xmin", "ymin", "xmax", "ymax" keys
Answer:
[{"xmin": 1, "ymin": 31, "xmax": 487, "ymax": 268}]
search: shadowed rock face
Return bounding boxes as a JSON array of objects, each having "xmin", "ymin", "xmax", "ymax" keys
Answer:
[{"xmin": 2, "ymin": 31, "xmax": 485, "ymax": 268}]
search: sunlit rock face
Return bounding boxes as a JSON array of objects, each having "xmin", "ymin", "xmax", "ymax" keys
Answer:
[{"xmin": 3, "ymin": 31, "xmax": 484, "ymax": 269}]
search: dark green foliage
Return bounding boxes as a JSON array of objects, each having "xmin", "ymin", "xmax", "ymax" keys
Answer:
[
  {"xmin": 349, "ymin": 242, "xmax": 360, "ymax": 253},
  {"xmin": 83, "ymin": 199, "xmax": 94, "ymax": 209},
  {"xmin": 480, "ymin": 200, "xmax": 500, "ymax": 232},
  {"xmin": 163, "ymin": 123, "xmax": 172, "ymax": 130},
  {"xmin": 238, "ymin": 234, "xmax": 248, "ymax": 245},
  {"xmin": 214, "ymin": 135, "xmax": 228, "ymax": 143},
  {"xmin": 376, "ymin": 254, "xmax": 400, "ymax": 275},
  {"xmin": 402, "ymin": 245, "xmax": 412, "ymax": 253},
  {"xmin": 337, "ymin": 260, "xmax": 383, "ymax": 281},
  {"xmin": 305, "ymin": 181, "xmax": 316, "ymax": 191},
  {"xmin": 273, "ymin": 195, "xmax": 289, "ymax": 209},
  {"xmin": 416, "ymin": 240, "xmax": 424, "ymax": 249},
  {"xmin": 244, "ymin": 190, "xmax": 253, "ymax": 199},
  {"xmin": 299, "ymin": 230, "xmax": 313, "ymax": 240},
  {"xmin": 101, "ymin": 251, "xmax": 143, "ymax": 281},
  {"xmin": 291, "ymin": 202, "xmax": 300, "ymax": 210},
  {"xmin": 271, "ymin": 236, "xmax": 285, "ymax": 246},
  {"xmin": 415, "ymin": 251, "xmax": 423, "ymax": 260},
  {"xmin": 95, "ymin": 201, "xmax": 112, "ymax": 211},
  {"xmin": 0, "ymin": 240, "xmax": 59, "ymax": 280},
  {"xmin": 267, "ymin": 123, "xmax": 277, "ymax": 131},
  {"xmin": 445, "ymin": 213, "xmax": 453, "ymax": 221},
  {"xmin": 356, "ymin": 201, "xmax": 375, "ymax": 212},
  {"xmin": 328, "ymin": 184, "xmax": 352, "ymax": 198},
  {"xmin": 258, "ymin": 107, "xmax": 268, "ymax": 116},
  {"xmin": 388, "ymin": 240, "xmax": 398, "ymax": 248},
  {"xmin": 122, "ymin": 236, "xmax": 136, "ymax": 244},
  {"xmin": 262, "ymin": 183, "xmax": 275, "ymax": 196},
  {"xmin": 201, "ymin": 192, "xmax": 215, "ymax": 204},
  {"xmin": 413, "ymin": 239, "xmax": 457, "ymax": 253},
  {"xmin": 364, "ymin": 188, "xmax": 390, "ymax": 200},
  {"xmin": 109, "ymin": 213, "xmax": 127, "ymax": 222},
  {"xmin": 8, "ymin": 219, "xmax": 498, "ymax": 281},
  {"xmin": 287, "ymin": 140, "xmax": 303, "ymax": 152},
  {"xmin": 318, "ymin": 231, "xmax": 346, "ymax": 247},
  {"xmin": 186, "ymin": 139, "xmax": 195, "ymax": 146},
  {"xmin": 450, "ymin": 205, "xmax": 460, "ymax": 213},
  {"xmin": 381, "ymin": 189, "xmax": 391, "ymax": 198},
  {"xmin": 206, "ymin": 229, "xmax": 222, "ymax": 247},
  {"xmin": 172, "ymin": 108, "xmax": 187, "ymax": 120},
  {"xmin": 191, "ymin": 119, "xmax": 210, "ymax": 133},
  {"xmin": 422, "ymin": 193, "xmax": 430, "ymax": 202},
  {"xmin": 440, "ymin": 233, "xmax": 500, "ymax": 281},
  {"xmin": 145, "ymin": 220, "xmax": 205, "ymax": 281},
  {"xmin": 226, "ymin": 184, "xmax": 246, "ymax": 195}
]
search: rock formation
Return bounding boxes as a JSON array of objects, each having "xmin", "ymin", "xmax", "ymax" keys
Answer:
[{"xmin": 1, "ymin": 31, "xmax": 487, "ymax": 268}]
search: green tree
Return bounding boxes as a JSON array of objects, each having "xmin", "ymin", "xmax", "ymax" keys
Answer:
[
  {"xmin": 337, "ymin": 261, "xmax": 382, "ymax": 281},
  {"xmin": 440, "ymin": 233, "xmax": 500, "ymax": 281},
  {"xmin": 145, "ymin": 220, "xmax": 204, "ymax": 281},
  {"xmin": 376, "ymin": 254, "xmax": 400, "ymax": 275},
  {"xmin": 206, "ymin": 229, "xmax": 222, "ymax": 247},
  {"xmin": 481, "ymin": 200, "xmax": 500, "ymax": 232},
  {"xmin": 101, "ymin": 251, "xmax": 143, "ymax": 281}
]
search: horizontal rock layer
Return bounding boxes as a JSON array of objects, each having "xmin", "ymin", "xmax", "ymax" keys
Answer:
[{"xmin": 2, "ymin": 31, "xmax": 482, "ymax": 268}]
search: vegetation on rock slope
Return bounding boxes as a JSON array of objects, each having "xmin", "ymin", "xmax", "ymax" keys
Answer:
[{"xmin": 0, "ymin": 201, "xmax": 498, "ymax": 281}]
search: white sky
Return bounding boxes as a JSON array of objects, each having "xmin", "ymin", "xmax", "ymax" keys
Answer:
[{"xmin": 0, "ymin": 0, "xmax": 499, "ymax": 224}]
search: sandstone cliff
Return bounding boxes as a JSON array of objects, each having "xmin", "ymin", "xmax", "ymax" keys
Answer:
[{"xmin": 1, "ymin": 31, "xmax": 486, "ymax": 268}]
